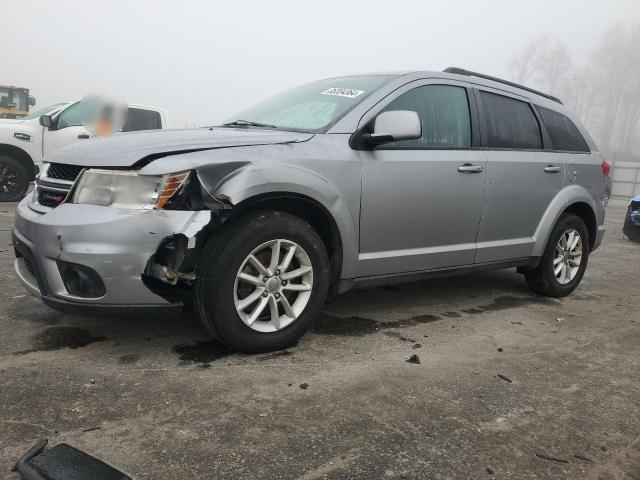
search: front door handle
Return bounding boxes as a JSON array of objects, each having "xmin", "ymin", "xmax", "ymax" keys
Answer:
[
  {"xmin": 457, "ymin": 163, "xmax": 483, "ymax": 173},
  {"xmin": 544, "ymin": 165, "xmax": 562, "ymax": 173},
  {"xmin": 77, "ymin": 134, "xmax": 90, "ymax": 139}
]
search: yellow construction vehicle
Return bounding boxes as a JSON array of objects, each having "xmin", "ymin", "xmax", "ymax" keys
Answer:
[{"xmin": 0, "ymin": 85, "xmax": 36, "ymax": 119}]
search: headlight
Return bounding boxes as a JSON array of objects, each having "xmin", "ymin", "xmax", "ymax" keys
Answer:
[{"xmin": 71, "ymin": 169, "xmax": 189, "ymax": 209}]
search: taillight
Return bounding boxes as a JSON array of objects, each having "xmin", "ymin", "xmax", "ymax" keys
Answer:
[{"xmin": 601, "ymin": 160, "xmax": 611, "ymax": 177}]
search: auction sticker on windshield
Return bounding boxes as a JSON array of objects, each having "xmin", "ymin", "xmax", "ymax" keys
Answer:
[{"xmin": 320, "ymin": 88, "xmax": 365, "ymax": 98}]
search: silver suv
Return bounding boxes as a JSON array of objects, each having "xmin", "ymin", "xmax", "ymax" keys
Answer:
[{"xmin": 12, "ymin": 68, "xmax": 607, "ymax": 352}]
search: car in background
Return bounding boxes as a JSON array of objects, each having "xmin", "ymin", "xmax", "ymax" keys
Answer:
[
  {"xmin": 604, "ymin": 165, "xmax": 612, "ymax": 206},
  {"xmin": 0, "ymin": 99, "xmax": 169, "ymax": 201},
  {"xmin": 623, "ymin": 194, "xmax": 640, "ymax": 242}
]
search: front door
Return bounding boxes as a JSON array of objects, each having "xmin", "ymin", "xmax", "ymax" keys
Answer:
[
  {"xmin": 43, "ymin": 101, "xmax": 93, "ymax": 157},
  {"xmin": 358, "ymin": 83, "xmax": 486, "ymax": 277}
]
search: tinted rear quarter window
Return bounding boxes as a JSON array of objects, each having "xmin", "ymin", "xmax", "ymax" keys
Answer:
[
  {"xmin": 123, "ymin": 108, "xmax": 162, "ymax": 132},
  {"xmin": 537, "ymin": 106, "xmax": 590, "ymax": 152},
  {"xmin": 480, "ymin": 91, "xmax": 542, "ymax": 149}
]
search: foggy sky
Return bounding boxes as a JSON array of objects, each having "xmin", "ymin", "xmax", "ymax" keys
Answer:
[{"xmin": 4, "ymin": 0, "xmax": 639, "ymax": 128}]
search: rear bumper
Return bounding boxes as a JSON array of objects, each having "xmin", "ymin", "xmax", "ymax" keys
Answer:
[{"xmin": 13, "ymin": 193, "xmax": 211, "ymax": 309}]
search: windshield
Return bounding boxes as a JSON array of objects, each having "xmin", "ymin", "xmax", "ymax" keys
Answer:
[
  {"xmin": 21, "ymin": 103, "xmax": 68, "ymax": 120},
  {"xmin": 224, "ymin": 75, "xmax": 394, "ymax": 132}
]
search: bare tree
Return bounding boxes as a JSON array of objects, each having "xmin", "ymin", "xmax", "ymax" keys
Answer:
[
  {"xmin": 560, "ymin": 69, "xmax": 597, "ymax": 129},
  {"xmin": 508, "ymin": 23, "xmax": 640, "ymax": 159},
  {"xmin": 534, "ymin": 42, "xmax": 572, "ymax": 97},
  {"xmin": 508, "ymin": 36, "xmax": 548, "ymax": 85},
  {"xmin": 589, "ymin": 24, "xmax": 640, "ymax": 154}
]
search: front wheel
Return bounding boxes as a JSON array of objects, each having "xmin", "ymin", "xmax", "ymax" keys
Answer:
[
  {"xmin": 525, "ymin": 213, "xmax": 590, "ymax": 297},
  {"xmin": 194, "ymin": 211, "xmax": 330, "ymax": 353},
  {"xmin": 0, "ymin": 155, "xmax": 30, "ymax": 202}
]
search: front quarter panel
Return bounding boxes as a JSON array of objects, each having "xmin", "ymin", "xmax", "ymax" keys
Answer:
[
  {"xmin": 140, "ymin": 136, "xmax": 363, "ymax": 278},
  {"xmin": 0, "ymin": 120, "xmax": 42, "ymax": 165}
]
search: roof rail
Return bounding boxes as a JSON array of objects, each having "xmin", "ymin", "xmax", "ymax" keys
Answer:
[{"xmin": 443, "ymin": 67, "xmax": 563, "ymax": 104}]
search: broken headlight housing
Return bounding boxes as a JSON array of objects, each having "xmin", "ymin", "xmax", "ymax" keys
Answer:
[{"xmin": 71, "ymin": 169, "xmax": 189, "ymax": 209}]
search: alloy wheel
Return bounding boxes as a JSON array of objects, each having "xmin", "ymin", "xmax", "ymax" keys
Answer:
[
  {"xmin": 233, "ymin": 239, "xmax": 314, "ymax": 333},
  {"xmin": 0, "ymin": 164, "xmax": 19, "ymax": 197},
  {"xmin": 554, "ymin": 229, "xmax": 583, "ymax": 285}
]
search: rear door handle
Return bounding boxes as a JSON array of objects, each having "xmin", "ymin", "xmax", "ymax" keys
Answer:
[
  {"xmin": 77, "ymin": 134, "xmax": 90, "ymax": 139},
  {"xmin": 544, "ymin": 165, "xmax": 562, "ymax": 173},
  {"xmin": 457, "ymin": 163, "xmax": 483, "ymax": 173}
]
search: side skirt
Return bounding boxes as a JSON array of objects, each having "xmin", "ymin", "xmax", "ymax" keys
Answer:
[{"xmin": 335, "ymin": 258, "xmax": 538, "ymax": 294}]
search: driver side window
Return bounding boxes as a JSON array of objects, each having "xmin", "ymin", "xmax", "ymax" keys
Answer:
[
  {"xmin": 56, "ymin": 101, "xmax": 94, "ymax": 129},
  {"xmin": 380, "ymin": 85, "xmax": 471, "ymax": 149}
]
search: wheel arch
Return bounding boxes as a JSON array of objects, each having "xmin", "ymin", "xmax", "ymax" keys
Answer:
[
  {"xmin": 220, "ymin": 192, "xmax": 344, "ymax": 289},
  {"xmin": 0, "ymin": 143, "xmax": 36, "ymax": 180},
  {"xmin": 192, "ymin": 162, "xmax": 360, "ymax": 280},
  {"xmin": 532, "ymin": 185, "xmax": 600, "ymax": 258},
  {"xmin": 563, "ymin": 201, "xmax": 597, "ymax": 249}
]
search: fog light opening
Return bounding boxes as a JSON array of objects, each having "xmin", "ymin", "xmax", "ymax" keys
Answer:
[{"xmin": 57, "ymin": 261, "xmax": 106, "ymax": 298}]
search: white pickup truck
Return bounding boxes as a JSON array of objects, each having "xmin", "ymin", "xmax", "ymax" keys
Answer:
[{"xmin": 0, "ymin": 100, "xmax": 168, "ymax": 201}]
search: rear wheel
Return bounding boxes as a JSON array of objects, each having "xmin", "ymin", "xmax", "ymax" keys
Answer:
[
  {"xmin": 525, "ymin": 213, "xmax": 590, "ymax": 297},
  {"xmin": 195, "ymin": 210, "xmax": 330, "ymax": 353},
  {"xmin": 0, "ymin": 155, "xmax": 29, "ymax": 202}
]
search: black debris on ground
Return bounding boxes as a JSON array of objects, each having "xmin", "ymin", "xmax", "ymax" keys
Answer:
[{"xmin": 406, "ymin": 354, "xmax": 421, "ymax": 364}]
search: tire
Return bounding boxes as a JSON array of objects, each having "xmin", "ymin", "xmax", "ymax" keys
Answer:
[
  {"xmin": 0, "ymin": 155, "xmax": 30, "ymax": 202},
  {"xmin": 525, "ymin": 213, "xmax": 590, "ymax": 297},
  {"xmin": 194, "ymin": 210, "xmax": 330, "ymax": 353}
]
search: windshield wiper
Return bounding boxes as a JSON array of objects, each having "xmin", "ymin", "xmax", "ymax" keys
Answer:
[{"xmin": 222, "ymin": 119, "xmax": 279, "ymax": 129}]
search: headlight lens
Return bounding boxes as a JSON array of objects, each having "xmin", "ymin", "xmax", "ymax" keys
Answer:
[{"xmin": 71, "ymin": 169, "xmax": 189, "ymax": 209}]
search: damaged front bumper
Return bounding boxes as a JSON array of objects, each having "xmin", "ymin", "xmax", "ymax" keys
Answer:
[{"xmin": 13, "ymin": 193, "xmax": 211, "ymax": 312}]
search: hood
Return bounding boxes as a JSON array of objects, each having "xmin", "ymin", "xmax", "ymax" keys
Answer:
[
  {"xmin": 0, "ymin": 118, "xmax": 23, "ymax": 124},
  {"xmin": 45, "ymin": 127, "xmax": 314, "ymax": 168}
]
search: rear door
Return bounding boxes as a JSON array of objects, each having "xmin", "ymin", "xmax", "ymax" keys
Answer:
[
  {"xmin": 474, "ymin": 89, "xmax": 564, "ymax": 263},
  {"xmin": 121, "ymin": 108, "xmax": 163, "ymax": 132},
  {"xmin": 357, "ymin": 80, "xmax": 487, "ymax": 277}
]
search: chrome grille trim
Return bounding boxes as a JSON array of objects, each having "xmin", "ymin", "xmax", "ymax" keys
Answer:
[{"xmin": 30, "ymin": 162, "xmax": 80, "ymax": 212}]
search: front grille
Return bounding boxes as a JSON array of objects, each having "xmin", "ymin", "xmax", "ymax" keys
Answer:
[
  {"xmin": 37, "ymin": 188, "xmax": 68, "ymax": 208},
  {"xmin": 32, "ymin": 162, "xmax": 81, "ymax": 210},
  {"xmin": 46, "ymin": 163, "xmax": 83, "ymax": 182}
]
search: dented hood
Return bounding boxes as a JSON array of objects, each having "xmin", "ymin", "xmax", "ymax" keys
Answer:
[{"xmin": 45, "ymin": 127, "xmax": 314, "ymax": 168}]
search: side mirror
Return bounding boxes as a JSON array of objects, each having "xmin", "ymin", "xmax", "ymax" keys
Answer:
[
  {"xmin": 357, "ymin": 110, "xmax": 421, "ymax": 149},
  {"xmin": 28, "ymin": 96, "xmax": 36, "ymax": 106},
  {"xmin": 372, "ymin": 110, "xmax": 421, "ymax": 142},
  {"xmin": 39, "ymin": 115, "xmax": 53, "ymax": 129}
]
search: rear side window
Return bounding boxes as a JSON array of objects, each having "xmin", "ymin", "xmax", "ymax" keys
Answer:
[
  {"xmin": 537, "ymin": 106, "xmax": 590, "ymax": 152},
  {"xmin": 122, "ymin": 108, "xmax": 162, "ymax": 132},
  {"xmin": 379, "ymin": 85, "xmax": 471, "ymax": 149},
  {"xmin": 480, "ymin": 91, "xmax": 542, "ymax": 149}
]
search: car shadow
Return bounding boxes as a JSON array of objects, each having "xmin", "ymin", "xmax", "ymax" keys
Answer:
[{"xmin": 6, "ymin": 268, "xmax": 539, "ymax": 361}]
